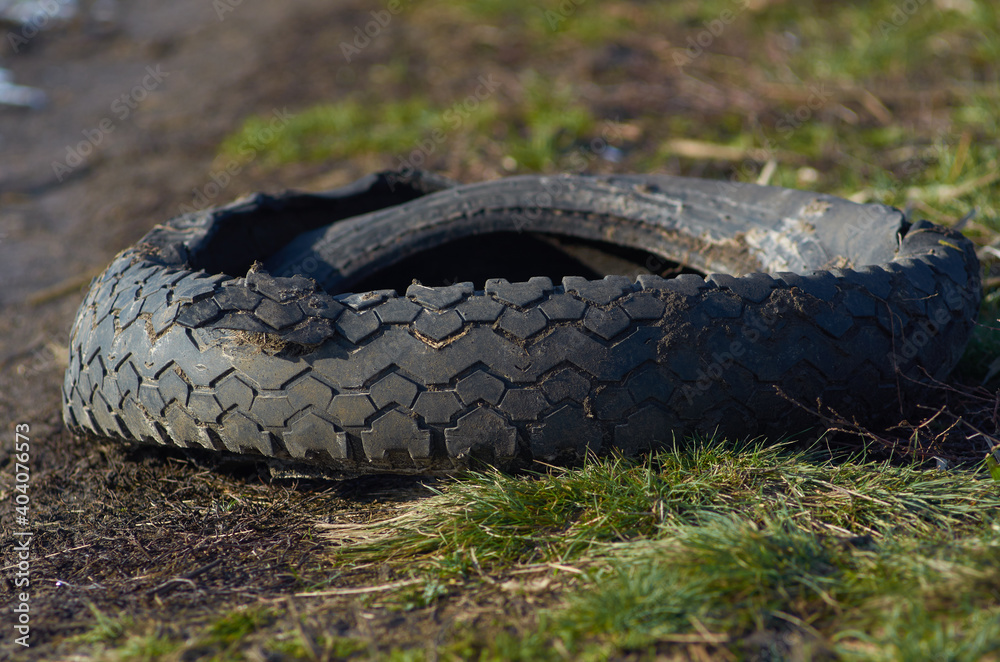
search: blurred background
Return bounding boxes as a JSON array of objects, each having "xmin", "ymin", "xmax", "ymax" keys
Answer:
[{"xmin": 1, "ymin": 0, "xmax": 997, "ymax": 389}]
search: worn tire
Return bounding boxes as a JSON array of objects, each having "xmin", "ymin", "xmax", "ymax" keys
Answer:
[{"xmin": 62, "ymin": 171, "xmax": 981, "ymax": 475}]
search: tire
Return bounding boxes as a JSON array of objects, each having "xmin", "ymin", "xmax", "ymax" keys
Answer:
[{"xmin": 62, "ymin": 170, "xmax": 981, "ymax": 475}]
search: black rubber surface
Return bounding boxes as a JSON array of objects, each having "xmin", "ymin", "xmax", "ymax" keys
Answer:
[{"xmin": 62, "ymin": 170, "xmax": 981, "ymax": 474}]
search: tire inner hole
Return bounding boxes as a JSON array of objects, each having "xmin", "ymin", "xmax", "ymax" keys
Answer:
[{"xmin": 348, "ymin": 231, "xmax": 704, "ymax": 293}]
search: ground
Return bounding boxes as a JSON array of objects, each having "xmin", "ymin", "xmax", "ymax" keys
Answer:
[{"xmin": 1, "ymin": 0, "xmax": 998, "ymax": 660}]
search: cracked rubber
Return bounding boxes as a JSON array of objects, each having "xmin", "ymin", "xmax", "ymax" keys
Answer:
[{"xmin": 62, "ymin": 170, "xmax": 981, "ymax": 475}]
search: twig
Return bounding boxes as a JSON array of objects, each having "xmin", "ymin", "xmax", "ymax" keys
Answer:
[{"xmin": 295, "ymin": 578, "xmax": 421, "ymax": 597}]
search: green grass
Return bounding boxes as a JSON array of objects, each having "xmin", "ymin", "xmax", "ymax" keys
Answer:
[
  {"xmin": 218, "ymin": 75, "xmax": 601, "ymax": 174},
  {"xmin": 218, "ymin": 96, "xmax": 492, "ymax": 167},
  {"xmin": 342, "ymin": 440, "xmax": 1000, "ymax": 660},
  {"xmin": 346, "ymin": 441, "xmax": 999, "ymax": 569}
]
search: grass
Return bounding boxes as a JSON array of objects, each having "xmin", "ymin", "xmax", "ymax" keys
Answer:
[
  {"xmin": 334, "ymin": 440, "xmax": 1000, "ymax": 660},
  {"xmin": 218, "ymin": 74, "xmax": 601, "ymax": 175},
  {"xmin": 344, "ymin": 441, "xmax": 999, "ymax": 570}
]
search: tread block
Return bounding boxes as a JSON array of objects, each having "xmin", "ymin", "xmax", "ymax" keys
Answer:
[
  {"xmin": 283, "ymin": 412, "xmax": 348, "ymax": 460},
  {"xmin": 739, "ymin": 339, "xmax": 812, "ymax": 382},
  {"xmin": 406, "ymin": 282, "xmax": 473, "ymax": 310},
  {"xmin": 329, "ymin": 393, "xmax": 376, "ymax": 427},
  {"xmin": 220, "ymin": 411, "xmax": 273, "ymax": 455},
  {"xmin": 541, "ymin": 368, "xmax": 590, "ymax": 404},
  {"xmin": 374, "ymin": 298, "xmax": 422, "ymax": 324},
  {"xmin": 841, "ymin": 288, "xmax": 878, "ymax": 317},
  {"xmin": 157, "ymin": 368, "xmax": 190, "ymax": 408},
  {"xmin": 583, "ymin": 306, "xmax": 631, "ymax": 340},
  {"xmin": 413, "ymin": 390, "xmax": 463, "ymax": 424},
  {"xmin": 249, "ymin": 394, "xmax": 295, "ymax": 425},
  {"xmin": 177, "ymin": 298, "xmax": 222, "ymax": 327},
  {"xmin": 214, "ymin": 375, "xmax": 255, "ymax": 412},
  {"xmin": 456, "ymin": 371, "xmax": 506, "ymax": 406},
  {"xmin": 498, "ymin": 308, "xmax": 547, "ymax": 339},
  {"xmin": 413, "ymin": 309, "xmax": 464, "ymax": 341},
  {"xmin": 799, "ymin": 271, "xmax": 839, "ymax": 301},
  {"xmin": 173, "ymin": 275, "xmax": 223, "ymax": 302},
  {"xmin": 876, "ymin": 305, "xmax": 909, "ymax": 334},
  {"xmin": 214, "ymin": 286, "xmax": 263, "ymax": 311},
  {"xmin": 539, "ymin": 294, "xmax": 587, "ymax": 321},
  {"xmin": 255, "ymin": 297, "xmax": 305, "ymax": 330},
  {"xmin": 530, "ymin": 404, "xmax": 601, "ymax": 460},
  {"xmin": 563, "ymin": 275, "xmax": 634, "ymax": 305},
  {"xmin": 300, "ymin": 295, "xmax": 345, "ymax": 320},
  {"xmin": 894, "ymin": 257, "xmax": 939, "ymax": 296},
  {"xmin": 90, "ymin": 392, "xmax": 127, "ymax": 438},
  {"xmin": 614, "ymin": 405, "xmax": 672, "ymax": 455},
  {"xmin": 85, "ymin": 315, "xmax": 115, "ymax": 363},
  {"xmin": 485, "ymin": 277, "xmax": 553, "ymax": 307},
  {"xmin": 362, "ymin": 410, "xmax": 432, "ymax": 460},
  {"xmin": 138, "ymin": 286, "xmax": 169, "ymax": 317},
  {"xmin": 231, "ymin": 352, "xmax": 306, "ymax": 390},
  {"xmin": 164, "ymin": 403, "xmax": 213, "ymax": 450},
  {"xmin": 335, "ymin": 310, "xmax": 381, "ymax": 343},
  {"xmin": 921, "ymin": 251, "xmax": 971, "ymax": 289},
  {"xmin": 635, "ymin": 274, "xmax": 670, "ymax": 290},
  {"xmin": 845, "ymin": 266, "xmax": 894, "ymax": 299},
  {"xmin": 369, "ymin": 373, "xmax": 420, "ymax": 409},
  {"xmin": 593, "ymin": 386, "xmax": 635, "ymax": 420},
  {"xmin": 498, "ymin": 389, "xmax": 549, "ymax": 421},
  {"xmin": 117, "ymin": 297, "xmax": 145, "ymax": 330},
  {"xmin": 116, "ymin": 361, "xmax": 141, "ymax": 401},
  {"xmin": 214, "ymin": 312, "xmax": 274, "ymax": 333},
  {"xmin": 700, "ymin": 292, "xmax": 743, "ymax": 319},
  {"xmin": 456, "ymin": 296, "xmax": 505, "ymax": 322},
  {"xmin": 627, "ymin": 364, "xmax": 675, "ymax": 404},
  {"xmin": 151, "ymin": 301, "xmax": 181, "ymax": 335},
  {"xmin": 662, "ymin": 274, "xmax": 709, "ymax": 297},
  {"xmin": 112, "ymin": 283, "xmax": 142, "ymax": 310},
  {"xmin": 813, "ymin": 307, "xmax": 854, "ymax": 338},
  {"xmin": 120, "ymin": 397, "xmax": 163, "ymax": 444},
  {"xmin": 727, "ymin": 272, "xmax": 778, "ymax": 303},
  {"xmin": 281, "ymin": 320, "xmax": 336, "ymax": 345},
  {"xmin": 187, "ymin": 390, "xmax": 223, "ymax": 423},
  {"xmin": 445, "ymin": 408, "xmax": 518, "ymax": 460},
  {"xmin": 336, "ymin": 289, "xmax": 397, "ymax": 311},
  {"xmin": 138, "ymin": 383, "xmax": 167, "ymax": 416},
  {"xmin": 285, "ymin": 375, "xmax": 336, "ymax": 412},
  {"xmin": 247, "ymin": 271, "xmax": 316, "ymax": 302},
  {"xmin": 620, "ymin": 294, "xmax": 665, "ymax": 320}
]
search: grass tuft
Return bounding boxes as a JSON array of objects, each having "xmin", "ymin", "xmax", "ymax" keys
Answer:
[
  {"xmin": 335, "ymin": 439, "xmax": 1000, "ymax": 659},
  {"xmin": 342, "ymin": 439, "xmax": 1000, "ymax": 572}
]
